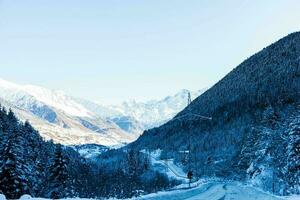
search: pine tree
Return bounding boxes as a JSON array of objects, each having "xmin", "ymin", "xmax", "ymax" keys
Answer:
[
  {"xmin": 0, "ymin": 126, "xmax": 30, "ymax": 199},
  {"xmin": 22, "ymin": 121, "xmax": 45, "ymax": 196},
  {"xmin": 287, "ymin": 119, "xmax": 300, "ymax": 194},
  {"xmin": 238, "ymin": 127, "xmax": 260, "ymax": 172},
  {"xmin": 0, "ymin": 125, "xmax": 4, "ymax": 167},
  {"xmin": 0, "ymin": 107, "xmax": 9, "ymax": 165},
  {"xmin": 126, "ymin": 149, "xmax": 139, "ymax": 197},
  {"xmin": 47, "ymin": 144, "xmax": 69, "ymax": 199}
]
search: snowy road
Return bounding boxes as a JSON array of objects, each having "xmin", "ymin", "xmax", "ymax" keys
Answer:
[
  {"xmin": 144, "ymin": 150, "xmax": 190, "ymax": 184},
  {"xmin": 133, "ymin": 182, "xmax": 296, "ymax": 200},
  {"xmin": 139, "ymin": 150, "xmax": 299, "ymax": 200},
  {"xmin": 13, "ymin": 182, "xmax": 300, "ymax": 200}
]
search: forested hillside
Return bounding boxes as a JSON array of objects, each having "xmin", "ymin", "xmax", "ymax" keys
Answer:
[
  {"xmin": 0, "ymin": 106, "xmax": 176, "ymax": 199},
  {"xmin": 131, "ymin": 32, "xmax": 300, "ymax": 195},
  {"xmin": 0, "ymin": 106, "xmax": 89, "ymax": 199}
]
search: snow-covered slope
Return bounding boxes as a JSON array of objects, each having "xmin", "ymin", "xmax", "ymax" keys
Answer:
[
  {"xmin": 108, "ymin": 89, "xmax": 206, "ymax": 129},
  {"xmin": 0, "ymin": 97, "xmax": 135, "ymax": 146},
  {"xmin": 0, "ymin": 78, "xmax": 205, "ymax": 146},
  {"xmin": 0, "ymin": 79, "xmax": 135, "ymax": 146},
  {"xmin": 0, "ymin": 79, "xmax": 92, "ymax": 117},
  {"xmin": 73, "ymin": 89, "xmax": 206, "ymax": 132}
]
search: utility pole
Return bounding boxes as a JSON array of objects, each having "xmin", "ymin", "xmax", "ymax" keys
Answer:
[
  {"xmin": 170, "ymin": 91, "xmax": 212, "ymax": 188},
  {"xmin": 187, "ymin": 91, "xmax": 192, "ymax": 188}
]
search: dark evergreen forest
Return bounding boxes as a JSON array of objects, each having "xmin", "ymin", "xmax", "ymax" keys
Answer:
[{"xmin": 0, "ymin": 107, "xmax": 176, "ymax": 199}]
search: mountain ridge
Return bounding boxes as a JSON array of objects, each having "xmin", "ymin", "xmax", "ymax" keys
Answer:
[
  {"xmin": 131, "ymin": 32, "xmax": 300, "ymax": 195},
  {"xmin": 0, "ymin": 78, "xmax": 205, "ymax": 146}
]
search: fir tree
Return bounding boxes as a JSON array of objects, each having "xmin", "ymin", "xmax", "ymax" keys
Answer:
[
  {"xmin": 47, "ymin": 144, "xmax": 69, "ymax": 199},
  {"xmin": 287, "ymin": 120, "xmax": 300, "ymax": 194},
  {"xmin": 0, "ymin": 126, "xmax": 30, "ymax": 199}
]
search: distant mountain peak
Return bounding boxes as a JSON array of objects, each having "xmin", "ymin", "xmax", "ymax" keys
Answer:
[
  {"xmin": 0, "ymin": 78, "xmax": 207, "ymax": 146},
  {"xmin": 108, "ymin": 88, "xmax": 206, "ymax": 129},
  {"xmin": 0, "ymin": 78, "xmax": 92, "ymax": 117}
]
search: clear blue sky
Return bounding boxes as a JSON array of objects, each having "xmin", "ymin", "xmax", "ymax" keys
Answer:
[{"xmin": 0, "ymin": 0, "xmax": 299, "ymax": 104}]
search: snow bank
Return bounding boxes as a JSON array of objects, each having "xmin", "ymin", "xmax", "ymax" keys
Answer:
[
  {"xmin": 0, "ymin": 194, "xmax": 6, "ymax": 200},
  {"xmin": 20, "ymin": 195, "xmax": 33, "ymax": 200}
]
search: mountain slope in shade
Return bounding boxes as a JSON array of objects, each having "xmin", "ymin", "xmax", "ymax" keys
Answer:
[{"xmin": 131, "ymin": 32, "xmax": 300, "ymax": 195}]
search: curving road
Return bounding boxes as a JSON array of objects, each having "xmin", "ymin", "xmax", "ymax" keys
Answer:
[
  {"xmin": 141, "ymin": 151, "xmax": 297, "ymax": 200},
  {"xmin": 135, "ymin": 182, "xmax": 287, "ymax": 200}
]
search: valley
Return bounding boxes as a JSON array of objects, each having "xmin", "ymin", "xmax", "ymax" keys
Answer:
[{"xmin": 0, "ymin": 2, "xmax": 300, "ymax": 198}]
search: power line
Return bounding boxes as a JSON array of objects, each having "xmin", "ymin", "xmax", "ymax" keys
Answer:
[{"xmin": 169, "ymin": 91, "xmax": 212, "ymax": 187}]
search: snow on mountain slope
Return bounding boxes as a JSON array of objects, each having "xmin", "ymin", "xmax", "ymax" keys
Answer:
[
  {"xmin": 0, "ymin": 78, "xmax": 92, "ymax": 117},
  {"xmin": 74, "ymin": 97, "xmax": 122, "ymax": 118},
  {"xmin": 0, "ymin": 79, "xmax": 134, "ymax": 146},
  {"xmin": 109, "ymin": 89, "xmax": 206, "ymax": 129},
  {"xmin": 0, "ymin": 78, "xmax": 206, "ymax": 145},
  {"xmin": 0, "ymin": 97, "xmax": 131, "ymax": 146},
  {"xmin": 24, "ymin": 85, "xmax": 93, "ymax": 117},
  {"xmin": 74, "ymin": 89, "xmax": 206, "ymax": 132}
]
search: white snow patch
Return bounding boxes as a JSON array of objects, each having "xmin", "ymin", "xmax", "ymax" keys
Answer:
[
  {"xmin": 141, "ymin": 149, "xmax": 189, "ymax": 183},
  {"xmin": 0, "ymin": 78, "xmax": 92, "ymax": 117},
  {"xmin": 124, "ymin": 181, "xmax": 300, "ymax": 200},
  {"xmin": 0, "ymin": 194, "xmax": 6, "ymax": 200},
  {"xmin": 20, "ymin": 194, "xmax": 33, "ymax": 200}
]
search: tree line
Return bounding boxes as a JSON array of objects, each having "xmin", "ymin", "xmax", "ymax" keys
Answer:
[{"xmin": 0, "ymin": 106, "xmax": 177, "ymax": 199}]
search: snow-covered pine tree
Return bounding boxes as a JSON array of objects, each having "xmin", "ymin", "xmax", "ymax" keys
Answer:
[
  {"xmin": 47, "ymin": 144, "xmax": 69, "ymax": 199},
  {"xmin": 237, "ymin": 127, "xmax": 260, "ymax": 173},
  {"xmin": 21, "ymin": 120, "xmax": 45, "ymax": 196},
  {"xmin": 286, "ymin": 119, "xmax": 300, "ymax": 194},
  {"xmin": 0, "ymin": 124, "xmax": 30, "ymax": 199},
  {"xmin": 0, "ymin": 107, "xmax": 9, "ymax": 164},
  {"xmin": 0, "ymin": 124, "xmax": 4, "ymax": 167}
]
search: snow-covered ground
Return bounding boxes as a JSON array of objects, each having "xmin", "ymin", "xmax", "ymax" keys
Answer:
[
  {"xmin": 127, "ymin": 181, "xmax": 300, "ymax": 200},
  {"xmin": 134, "ymin": 150, "xmax": 300, "ymax": 200},
  {"xmin": 1, "ymin": 150, "xmax": 299, "ymax": 200},
  {"xmin": 5, "ymin": 183, "xmax": 299, "ymax": 200},
  {"xmin": 143, "ymin": 149, "xmax": 189, "ymax": 184}
]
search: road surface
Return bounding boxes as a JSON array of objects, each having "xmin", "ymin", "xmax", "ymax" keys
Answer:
[{"xmin": 134, "ymin": 182, "xmax": 296, "ymax": 200}]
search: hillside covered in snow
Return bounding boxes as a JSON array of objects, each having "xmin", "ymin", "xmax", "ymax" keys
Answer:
[
  {"xmin": 0, "ymin": 79, "xmax": 135, "ymax": 146},
  {"xmin": 0, "ymin": 78, "xmax": 204, "ymax": 146}
]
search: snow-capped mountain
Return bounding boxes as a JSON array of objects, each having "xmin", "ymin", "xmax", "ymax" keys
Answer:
[
  {"xmin": 0, "ymin": 78, "xmax": 136, "ymax": 146},
  {"xmin": 73, "ymin": 89, "xmax": 206, "ymax": 131},
  {"xmin": 0, "ymin": 79, "xmax": 92, "ymax": 118},
  {"xmin": 0, "ymin": 78, "xmax": 205, "ymax": 146},
  {"xmin": 108, "ymin": 89, "xmax": 206, "ymax": 129}
]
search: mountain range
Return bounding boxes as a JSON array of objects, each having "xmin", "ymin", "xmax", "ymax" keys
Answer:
[{"xmin": 0, "ymin": 78, "xmax": 205, "ymax": 146}]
